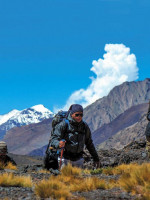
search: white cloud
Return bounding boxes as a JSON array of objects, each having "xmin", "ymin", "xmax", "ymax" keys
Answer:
[{"xmin": 55, "ymin": 43, "xmax": 139, "ymax": 112}]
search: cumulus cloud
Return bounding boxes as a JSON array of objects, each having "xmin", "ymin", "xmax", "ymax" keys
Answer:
[{"xmin": 55, "ymin": 44, "xmax": 139, "ymax": 111}]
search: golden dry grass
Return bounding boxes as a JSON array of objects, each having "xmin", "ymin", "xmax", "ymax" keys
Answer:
[
  {"xmin": 102, "ymin": 167, "xmax": 114, "ymax": 175},
  {"xmin": 115, "ymin": 163, "xmax": 150, "ymax": 199},
  {"xmin": 70, "ymin": 177, "xmax": 108, "ymax": 192},
  {"xmin": 61, "ymin": 162, "xmax": 82, "ymax": 176},
  {"xmin": 35, "ymin": 176, "xmax": 71, "ymax": 199},
  {"xmin": 0, "ymin": 173, "xmax": 32, "ymax": 187},
  {"xmin": 0, "ymin": 162, "xmax": 17, "ymax": 170},
  {"xmin": 35, "ymin": 163, "xmax": 109, "ymax": 199},
  {"xmin": 5, "ymin": 162, "xmax": 17, "ymax": 170},
  {"xmin": 113, "ymin": 163, "xmax": 139, "ymax": 175}
]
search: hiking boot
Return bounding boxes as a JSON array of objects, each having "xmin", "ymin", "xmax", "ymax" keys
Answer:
[{"xmin": 49, "ymin": 168, "xmax": 61, "ymax": 175}]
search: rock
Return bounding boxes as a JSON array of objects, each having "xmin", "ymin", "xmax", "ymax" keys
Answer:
[{"xmin": 84, "ymin": 139, "xmax": 149, "ymax": 168}]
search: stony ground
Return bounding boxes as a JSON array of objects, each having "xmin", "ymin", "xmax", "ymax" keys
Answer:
[{"xmin": 0, "ymin": 139, "xmax": 149, "ymax": 200}]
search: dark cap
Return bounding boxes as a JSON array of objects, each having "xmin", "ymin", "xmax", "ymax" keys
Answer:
[{"xmin": 69, "ymin": 104, "xmax": 83, "ymax": 115}]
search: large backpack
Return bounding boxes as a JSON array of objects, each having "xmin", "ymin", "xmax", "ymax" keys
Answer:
[
  {"xmin": 44, "ymin": 110, "xmax": 69, "ymax": 170},
  {"xmin": 52, "ymin": 110, "xmax": 69, "ymax": 130}
]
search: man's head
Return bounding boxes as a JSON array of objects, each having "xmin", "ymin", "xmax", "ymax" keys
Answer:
[{"xmin": 69, "ymin": 104, "xmax": 83, "ymax": 123}]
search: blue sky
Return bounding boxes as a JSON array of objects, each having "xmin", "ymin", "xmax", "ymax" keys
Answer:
[{"xmin": 0, "ymin": 0, "xmax": 150, "ymax": 114}]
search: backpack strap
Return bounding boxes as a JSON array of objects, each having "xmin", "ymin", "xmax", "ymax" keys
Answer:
[{"xmin": 65, "ymin": 119, "xmax": 69, "ymax": 126}]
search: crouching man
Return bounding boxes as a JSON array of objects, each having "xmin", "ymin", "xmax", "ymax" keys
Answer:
[
  {"xmin": 45, "ymin": 104, "xmax": 100, "ymax": 170},
  {"xmin": 0, "ymin": 141, "xmax": 16, "ymax": 166}
]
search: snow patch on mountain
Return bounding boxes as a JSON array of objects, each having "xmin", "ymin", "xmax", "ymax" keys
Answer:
[
  {"xmin": 31, "ymin": 104, "xmax": 52, "ymax": 114},
  {"xmin": 0, "ymin": 110, "xmax": 20, "ymax": 126}
]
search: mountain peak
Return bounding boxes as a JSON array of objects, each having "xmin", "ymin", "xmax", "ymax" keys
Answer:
[{"xmin": 31, "ymin": 104, "xmax": 52, "ymax": 114}]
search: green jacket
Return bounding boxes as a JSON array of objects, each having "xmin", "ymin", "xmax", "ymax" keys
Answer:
[{"xmin": 51, "ymin": 114, "xmax": 99, "ymax": 161}]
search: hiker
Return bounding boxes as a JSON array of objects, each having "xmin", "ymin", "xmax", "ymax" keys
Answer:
[
  {"xmin": 45, "ymin": 104, "xmax": 100, "ymax": 171},
  {"xmin": 0, "ymin": 141, "xmax": 16, "ymax": 166},
  {"xmin": 146, "ymin": 101, "xmax": 150, "ymax": 157}
]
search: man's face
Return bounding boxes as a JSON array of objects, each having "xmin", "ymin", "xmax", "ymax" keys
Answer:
[{"xmin": 71, "ymin": 112, "xmax": 83, "ymax": 123}]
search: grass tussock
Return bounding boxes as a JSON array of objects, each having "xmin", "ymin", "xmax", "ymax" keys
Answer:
[
  {"xmin": 35, "ymin": 177, "xmax": 71, "ymax": 199},
  {"xmin": 61, "ymin": 162, "xmax": 82, "ymax": 176},
  {"xmin": 116, "ymin": 163, "xmax": 150, "ymax": 199},
  {"xmin": 70, "ymin": 177, "xmax": 108, "ymax": 192},
  {"xmin": 35, "ymin": 163, "xmax": 109, "ymax": 199},
  {"xmin": 113, "ymin": 163, "xmax": 139, "ymax": 175},
  {"xmin": 0, "ymin": 173, "xmax": 32, "ymax": 187},
  {"xmin": 0, "ymin": 162, "xmax": 17, "ymax": 170}
]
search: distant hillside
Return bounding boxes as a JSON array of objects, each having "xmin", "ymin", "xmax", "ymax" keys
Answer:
[
  {"xmin": 92, "ymin": 102, "xmax": 148, "ymax": 146},
  {"xmin": 84, "ymin": 78, "xmax": 150, "ymax": 132},
  {"xmin": 28, "ymin": 145, "xmax": 47, "ymax": 156},
  {"xmin": 4, "ymin": 118, "xmax": 52, "ymax": 155},
  {"xmin": 98, "ymin": 113, "xmax": 148, "ymax": 150}
]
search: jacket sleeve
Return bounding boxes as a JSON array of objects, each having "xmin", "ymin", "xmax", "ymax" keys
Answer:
[
  {"xmin": 85, "ymin": 123, "xmax": 99, "ymax": 162},
  {"xmin": 147, "ymin": 101, "xmax": 150, "ymax": 121},
  {"xmin": 50, "ymin": 121, "xmax": 67, "ymax": 149}
]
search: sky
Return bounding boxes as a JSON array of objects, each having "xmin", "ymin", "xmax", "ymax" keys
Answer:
[{"xmin": 0, "ymin": 0, "xmax": 150, "ymax": 114}]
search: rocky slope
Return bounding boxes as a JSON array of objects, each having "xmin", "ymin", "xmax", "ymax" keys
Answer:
[
  {"xmin": 84, "ymin": 78, "xmax": 150, "ymax": 132},
  {"xmin": 83, "ymin": 138, "xmax": 149, "ymax": 169},
  {"xmin": 92, "ymin": 102, "xmax": 148, "ymax": 146},
  {"xmin": 98, "ymin": 112, "xmax": 148, "ymax": 150}
]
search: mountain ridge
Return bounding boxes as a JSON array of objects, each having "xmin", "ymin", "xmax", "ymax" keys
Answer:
[{"xmin": 84, "ymin": 78, "xmax": 150, "ymax": 132}]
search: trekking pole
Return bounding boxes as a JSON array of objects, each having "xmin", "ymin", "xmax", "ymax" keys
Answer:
[{"xmin": 59, "ymin": 139, "xmax": 66, "ymax": 170}]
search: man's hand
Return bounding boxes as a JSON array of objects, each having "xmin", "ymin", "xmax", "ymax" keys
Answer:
[
  {"xmin": 93, "ymin": 161, "xmax": 101, "ymax": 169},
  {"xmin": 59, "ymin": 140, "xmax": 66, "ymax": 148}
]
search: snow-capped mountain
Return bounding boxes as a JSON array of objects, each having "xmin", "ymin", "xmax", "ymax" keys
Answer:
[
  {"xmin": 0, "ymin": 104, "xmax": 53, "ymax": 140},
  {"xmin": 0, "ymin": 109, "xmax": 20, "ymax": 125}
]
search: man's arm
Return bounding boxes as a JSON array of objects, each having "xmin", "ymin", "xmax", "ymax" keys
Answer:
[
  {"xmin": 85, "ymin": 124, "xmax": 99, "ymax": 162},
  {"xmin": 50, "ymin": 121, "xmax": 66, "ymax": 149}
]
